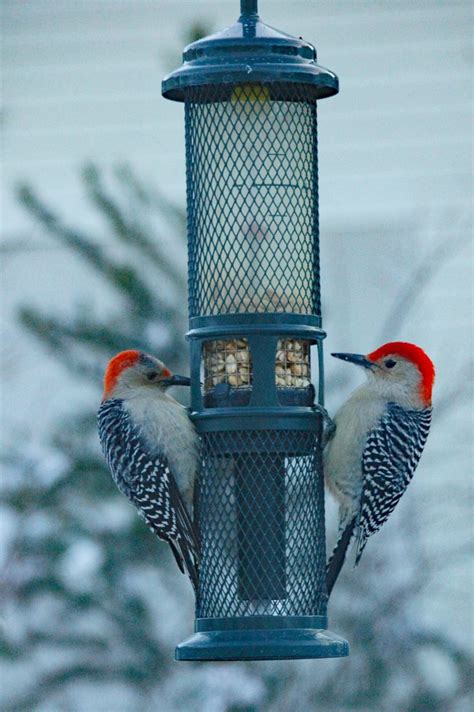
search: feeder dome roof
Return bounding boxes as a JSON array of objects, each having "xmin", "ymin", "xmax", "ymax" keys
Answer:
[{"xmin": 162, "ymin": 8, "xmax": 338, "ymax": 102}]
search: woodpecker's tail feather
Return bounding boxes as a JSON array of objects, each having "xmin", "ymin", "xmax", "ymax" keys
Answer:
[
  {"xmin": 170, "ymin": 536, "xmax": 199, "ymax": 592},
  {"xmin": 169, "ymin": 541, "xmax": 186, "ymax": 574},
  {"xmin": 174, "ymin": 514, "xmax": 200, "ymax": 592},
  {"xmin": 168, "ymin": 477, "xmax": 200, "ymax": 592},
  {"xmin": 354, "ymin": 529, "xmax": 368, "ymax": 567},
  {"xmin": 326, "ymin": 516, "xmax": 357, "ymax": 597}
]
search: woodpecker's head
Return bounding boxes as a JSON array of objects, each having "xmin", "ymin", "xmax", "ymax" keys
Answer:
[
  {"xmin": 332, "ymin": 341, "xmax": 435, "ymax": 408},
  {"xmin": 102, "ymin": 349, "xmax": 191, "ymax": 401}
]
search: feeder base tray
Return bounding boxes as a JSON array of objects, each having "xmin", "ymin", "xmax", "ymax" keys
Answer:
[{"xmin": 175, "ymin": 626, "xmax": 349, "ymax": 661}]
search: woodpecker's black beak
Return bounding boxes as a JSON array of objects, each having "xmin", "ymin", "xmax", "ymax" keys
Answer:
[
  {"xmin": 331, "ymin": 353, "xmax": 375, "ymax": 370},
  {"xmin": 161, "ymin": 374, "xmax": 191, "ymax": 387}
]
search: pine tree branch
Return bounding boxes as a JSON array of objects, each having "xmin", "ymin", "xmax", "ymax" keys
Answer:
[
  {"xmin": 83, "ymin": 164, "xmax": 187, "ymax": 290},
  {"xmin": 2, "ymin": 664, "xmax": 148, "ymax": 712},
  {"xmin": 19, "ymin": 307, "xmax": 141, "ymax": 355},
  {"xmin": 17, "ymin": 185, "xmax": 158, "ymax": 317},
  {"xmin": 115, "ymin": 163, "xmax": 187, "ymax": 235},
  {"xmin": 380, "ymin": 229, "xmax": 471, "ymax": 341}
]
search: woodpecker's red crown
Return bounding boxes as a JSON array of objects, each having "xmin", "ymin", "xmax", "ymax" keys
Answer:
[
  {"xmin": 367, "ymin": 341, "xmax": 435, "ymax": 405},
  {"xmin": 102, "ymin": 350, "xmax": 172, "ymax": 400}
]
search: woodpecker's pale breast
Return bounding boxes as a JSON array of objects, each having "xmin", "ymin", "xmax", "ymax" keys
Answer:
[
  {"xmin": 324, "ymin": 386, "xmax": 387, "ymax": 515},
  {"xmin": 123, "ymin": 388, "xmax": 198, "ymax": 500}
]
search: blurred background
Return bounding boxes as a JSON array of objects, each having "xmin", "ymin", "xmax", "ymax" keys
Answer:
[{"xmin": 1, "ymin": 1, "xmax": 472, "ymax": 710}]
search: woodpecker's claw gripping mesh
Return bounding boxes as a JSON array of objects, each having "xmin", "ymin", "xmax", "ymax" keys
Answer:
[
  {"xmin": 196, "ymin": 429, "xmax": 327, "ymax": 618},
  {"xmin": 185, "ymin": 85, "xmax": 320, "ymax": 319}
]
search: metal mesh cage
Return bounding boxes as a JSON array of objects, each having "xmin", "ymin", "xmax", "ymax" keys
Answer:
[
  {"xmin": 165, "ymin": 5, "xmax": 347, "ymax": 659},
  {"xmin": 185, "ymin": 84, "xmax": 320, "ymax": 318},
  {"xmin": 196, "ymin": 429, "xmax": 327, "ymax": 618},
  {"xmin": 185, "ymin": 83, "xmax": 328, "ymax": 624}
]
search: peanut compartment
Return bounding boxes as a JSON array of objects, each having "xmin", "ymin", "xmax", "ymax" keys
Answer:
[{"xmin": 203, "ymin": 338, "xmax": 310, "ymax": 392}]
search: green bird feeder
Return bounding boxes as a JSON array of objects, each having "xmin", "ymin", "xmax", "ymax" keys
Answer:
[{"xmin": 162, "ymin": 0, "xmax": 348, "ymax": 661}]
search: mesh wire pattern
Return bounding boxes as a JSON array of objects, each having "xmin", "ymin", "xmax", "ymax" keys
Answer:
[
  {"xmin": 185, "ymin": 84, "xmax": 320, "ymax": 318},
  {"xmin": 196, "ymin": 429, "xmax": 327, "ymax": 619}
]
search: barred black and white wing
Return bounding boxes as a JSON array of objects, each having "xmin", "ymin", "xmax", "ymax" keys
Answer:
[
  {"xmin": 355, "ymin": 402, "xmax": 432, "ymax": 565},
  {"xmin": 98, "ymin": 398, "xmax": 199, "ymax": 589}
]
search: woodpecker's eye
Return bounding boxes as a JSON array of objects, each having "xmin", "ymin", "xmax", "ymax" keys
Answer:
[
  {"xmin": 384, "ymin": 359, "xmax": 397, "ymax": 369},
  {"xmin": 146, "ymin": 372, "xmax": 158, "ymax": 381}
]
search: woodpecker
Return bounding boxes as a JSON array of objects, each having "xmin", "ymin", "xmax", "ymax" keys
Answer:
[
  {"xmin": 324, "ymin": 341, "xmax": 435, "ymax": 596},
  {"xmin": 98, "ymin": 350, "xmax": 199, "ymax": 590}
]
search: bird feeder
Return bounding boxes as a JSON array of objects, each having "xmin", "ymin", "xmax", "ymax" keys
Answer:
[{"xmin": 162, "ymin": 0, "xmax": 348, "ymax": 661}]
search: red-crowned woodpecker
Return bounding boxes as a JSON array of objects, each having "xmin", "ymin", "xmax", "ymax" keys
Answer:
[
  {"xmin": 324, "ymin": 342, "xmax": 435, "ymax": 596},
  {"xmin": 98, "ymin": 350, "xmax": 199, "ymax": 590}
]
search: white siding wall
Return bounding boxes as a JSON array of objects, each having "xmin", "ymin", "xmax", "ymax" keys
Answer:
[
  {"xmin": 3, "ymin": 1, "xmax": 471, "ymax": 231},
  {"xmin": 1, "ymin": 0, "xmax": 472, "ymax": 435}
]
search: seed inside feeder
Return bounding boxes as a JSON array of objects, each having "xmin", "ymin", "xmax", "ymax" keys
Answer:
[{"xmin": 203, "ymin": 338, "xmax": 310, "ymax": 392}]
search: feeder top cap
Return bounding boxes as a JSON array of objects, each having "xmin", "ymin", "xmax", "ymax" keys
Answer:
[{"xmin": 162, "ymin": 3, "xmax": 338, "ymax": 102}]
